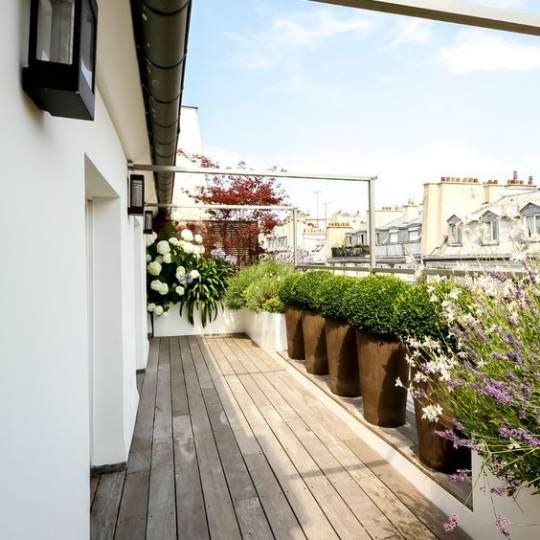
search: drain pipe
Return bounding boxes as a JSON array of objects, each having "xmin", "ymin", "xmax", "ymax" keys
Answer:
[{"xmin": 131, "ymin": 0, "xmax": 192, "ymax": 217}]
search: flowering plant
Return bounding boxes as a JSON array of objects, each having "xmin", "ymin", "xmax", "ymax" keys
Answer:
[
  {"xmin": 407, "ymin": 271, "xmax": 540, "ymax": 536},
  {"xmin": 145, "ymin": 229, "xmax": 232, "ymax": 326}
]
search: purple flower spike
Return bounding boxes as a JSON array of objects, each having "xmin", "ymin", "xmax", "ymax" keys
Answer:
[
  {"xmin": 443, "ymin": 513, "xmax": 460, "ymax": 533},
  {"xmin": 495, "ymin": 515, "xmax": 511, "ymax": 538}
]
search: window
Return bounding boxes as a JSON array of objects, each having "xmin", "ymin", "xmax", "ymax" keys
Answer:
[
  {"xmin": 408, "ymin": 229, "xmax": 420, "ymax": 242},
  {"xmin": 389, "ymin": 231, "xmax": 398, "ymax": 243},
  {"xmin": 488, "ymin": 219, "xmax": 499, "ymax": 243},
  {"xmin": 448, "ymin": 223, "xmax": 462, "ymax": 245},
  {"xmin": 526, "ymin": 215, "xmax": 540, "ymax": 238}
]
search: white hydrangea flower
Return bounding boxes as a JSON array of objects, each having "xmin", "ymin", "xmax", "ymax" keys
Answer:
[
  {"xmin": 155, "ymin": 255, "xmax": 163, "ymax": 264},
  {"xmin": 147, "ymin": 303, "xmax": 156, "ymax": 313},
  {"xmin": 145, "ymin": 232, "xmax": 157, "ymax": 247},
  {"xmin": 194, "ymin": 234, "xmax": 203, "ymax": 244},
  {"xmin": 147, "ymin": 261, "xmax": 162, "ymax": 276},
  {"xmin": 175, "ymin": 266, "xmax": 186, "ymax": 281},
  {"xmin": 181, "ymin": 229, "xmax": 194, "ymax": 242},
  {"xmin": 159, "ymin": 283, "xmax": 169, "ymax": 296},
  {"xmin": 421, "ymin": 404, "xmax": 443, "ymax": 423},
  {"xmin": 176, "ymin": 285, "xmax": 185, "ymax": 296},
  {"xmin": 156, "ymin": 240, "xmax": 171, "ymax": 255},
  {"xmin": 189, "ymin": 270, "xmax": 201, "ymax": 280},
  {"xmin": 200, "ymin": 245, "xmax": 205, "ymax": 254},
  {"xmin": 146, "ymin": 254, "xmax": 152, "ymax": 263},
  {"xmin": 168, "ymin": 237, "xmax": 180, "ymax": 246},
  {"xmin": 154, "ymin": 305, "xmax": 164, "ymax": 316},
  {"xmin": 180, "ymin": 241, "xmax": 194, "ymax": 254},
  {"xmin": 163, "ymin": 253, "xmax": 172, "ymax": 264},
  {"xmin": 150, "ymin": 280, "xmax": 162, "ymax": 292}
]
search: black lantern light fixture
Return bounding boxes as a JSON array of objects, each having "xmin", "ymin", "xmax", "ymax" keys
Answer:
[
  {"xmin": 23, "ymin": 0, "xmax": 98, "ymax": 120},
  {"xmin": 143, "ymin": 211, "xmax": 154, "ymax": 235},
  {"xmin": 128, "ymin": 174, "xmax": 145, "ymax": 216}
]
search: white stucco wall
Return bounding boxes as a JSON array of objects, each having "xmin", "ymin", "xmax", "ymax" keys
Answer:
[{"xmin": 0, "ymin": 1, "xmax": 151, "ymax": 539}]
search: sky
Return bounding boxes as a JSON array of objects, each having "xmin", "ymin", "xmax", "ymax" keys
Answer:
[{"xmin": 183, "ymin": 0, "xmax": 540, "ymax": 216}]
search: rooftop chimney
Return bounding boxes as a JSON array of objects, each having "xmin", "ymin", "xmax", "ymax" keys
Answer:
[
  {"xmin": 529, "ymin": 175, "xmax": 534, "ymax": 185},
  {"xmin": 513, "ymin": 170, "xmax": 519, "ymax": 181}
]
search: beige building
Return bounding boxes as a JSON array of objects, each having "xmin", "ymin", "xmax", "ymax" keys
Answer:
[{"xmin": 421, "ymin": 173, "xmax": 535, "ymax": 256}]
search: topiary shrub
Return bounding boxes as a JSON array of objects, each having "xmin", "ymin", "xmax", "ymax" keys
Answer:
[
  {"xmin": 279, "ymin": 272, "xmax": 303, "ymax": 308},
  {"xmin": 344, "ymin": 274, "xmax": 409, "ymax": 338},
  {"xmin": 394, "ymin": 280, "xmax": 473, "ymax": 344},
  {"xmin": 225, "ymin": 260, "xmax": 291, "ymax": 313},
  {"xmin": 294, "ymin": 270, "xmax": 333, "ymax": 312},
  {"xmin": 316, "ymin": 275, "xmax": 360, "ymax": 322}
]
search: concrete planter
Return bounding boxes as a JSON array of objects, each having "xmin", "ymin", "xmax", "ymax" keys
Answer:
[
  {"xmin": 285, "ymin": 307, "xmax": 305, "ymax": 360},
  {"xmin": 302, "ymin": 312, "xmax": 328, "ymax": 375},
  {"xmin": 325, "ymin": 319, "xmax": 360, "ymax": 397},
  {"xmin": 355, "ymin": 331, "xmax": 408, "ymax": 427}
]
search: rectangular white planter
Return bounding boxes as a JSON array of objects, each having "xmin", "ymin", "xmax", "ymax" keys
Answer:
[
  {"xmin": 468, "ymin": 452, "xmax": 540, "ymax": 540},
  {"xmin": 152, "ymin": 305, "xmax": 245, "ymax": 337},
  {"xmin": 243, "ymin": 310, "xmax": 287, "ymax": 353},
  {"xmin": 152, "ymin": 305, "xmax": 286, "ymax": 356}
]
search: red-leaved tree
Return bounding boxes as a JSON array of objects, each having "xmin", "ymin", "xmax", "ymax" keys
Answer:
[{"xmin": 178, "ymin": 150, "xmax": 288, "ymax": 265}]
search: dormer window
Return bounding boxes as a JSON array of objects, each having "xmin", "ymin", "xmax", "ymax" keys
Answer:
[
  {"xmin": 389, "ymin": 230, "xmax": 399, "ymax": 243},
  {"xmin": 520, "ymin": 203, "xmax": 540, "ymax": 240},
  {"xmin": 447, "ymin": 215, "xmax": 463, "ymax": 246},
  {"xmin": 480, "ymin": 211, "xmax": 499, "ymax": 245}
]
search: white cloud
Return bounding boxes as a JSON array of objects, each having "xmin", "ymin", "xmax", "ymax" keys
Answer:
[
  {"xmin": 441, "ymin": 29, "xmax": 540, "ymax": 73},
  {"xmin": 385, "ymin": 19, "xmax": 433, "ymax": 50},
  {"xmin": 228, "ymin": 10, "xmax": 373, "ymax": 70}
]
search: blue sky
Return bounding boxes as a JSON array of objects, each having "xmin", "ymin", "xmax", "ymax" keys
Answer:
[{"xmin": 184, "ymin": 0, "xmax": 540, "ymax": 215}]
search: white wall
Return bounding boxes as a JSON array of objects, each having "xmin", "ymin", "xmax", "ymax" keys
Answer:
[{"xmin": 0, "ymin": 1, "xmax": 150, "ymax": 539}]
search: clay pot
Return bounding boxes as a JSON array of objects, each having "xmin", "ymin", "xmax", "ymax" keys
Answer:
[
  {"xmin": 302, "ymin": 312, "xmax": 328, "ymax": 375},
  {"xmin": 414, "ymin": 397, "xmax": 471, "ymax": 473},
  {"xmin": 285, "ymin": 307, "xmax": 305, "ymax": 360},
  {"xmin": 325, "ymin": 320, "xmax": 360, "ymax": 397},
  {"xmin": 356, "ymin": 331, "xmax": 408, "ymax": 427}
]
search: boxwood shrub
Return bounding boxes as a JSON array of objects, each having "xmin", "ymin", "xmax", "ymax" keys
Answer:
[
  {"xmin": 344, "ymin": 274, "xmax": 409, "ymax": 338},
  {"xmin": 279, "ymin": 270, "xmax": 332, "ymax": 311},
  {"xmin": 394, "ymin": 280, "xmax": 473, "ymax": 344},
  {"xmin": 316, "ymin": 275, "xmax": 360, "ymax": 322}
]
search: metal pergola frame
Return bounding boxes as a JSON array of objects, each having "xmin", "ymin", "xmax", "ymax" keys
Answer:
[
  {"xmin": 314, "ymin": 0, "xmax": 540, "ymax": 37},
  {"xmin": 129, "ymin": 163, "xmax": 378, "ymax": 268}
]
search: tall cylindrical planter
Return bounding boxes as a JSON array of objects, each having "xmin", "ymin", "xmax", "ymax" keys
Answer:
[
  {"xmin": 302, "ymin": 312, "xmax": 328, "ymax": 375},
  {"xmin": 414, "ymin": 397, "xmax": 471, "ymax": 473},
  {"xmin": 356, "ymin": 330, "xmax": 408, "ymax": 427},
  {"xmin": 325, "ymin": 320, "xmax": 360, "ymax": 397},
  {"xmin": 285, "ymin": 307, "xmax": 305, "ymax": 360}
]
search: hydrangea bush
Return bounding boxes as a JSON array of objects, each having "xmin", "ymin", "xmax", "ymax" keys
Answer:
[
  {"xmin": 406, "ymin": 271, "xmax": 540, "ymax": 537},
  {"xmin": 145, "ymin": 229, "xmax": 232, "ymax": 326}
]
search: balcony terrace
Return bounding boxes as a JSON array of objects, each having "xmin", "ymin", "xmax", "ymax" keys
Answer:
[{"xmin": 91, "ymin": 335, "xmax": 467, "ymax": 539}]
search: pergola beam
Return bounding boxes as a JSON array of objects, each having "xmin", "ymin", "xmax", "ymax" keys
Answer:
[{"xmin": 312, "ymin": 0, "xmax": 540, "ymax": 37}]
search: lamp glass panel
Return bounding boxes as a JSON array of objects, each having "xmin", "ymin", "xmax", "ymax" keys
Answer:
[
  {"xmin": 36, "ymin": 0, "xmax": 75, "ymax": 64},
  {"xmin": 131, "ymin": 178, "xmax": 144, "ymax": 208},
  {"xmin": 80, "ymin": 0, "xmax": 96, "ymax": 87}
]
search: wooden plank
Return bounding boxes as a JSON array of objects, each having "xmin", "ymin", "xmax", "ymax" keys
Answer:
[
  {"xmin": 231, "ymin": 361, "xmax": 370, "ymax": 540},
  {"xmin": 179, "ymin": 337, "xmax": 242, "ymax": 540},
  {"xmin": 266, "ymin": 372, "xmax": 439, "ymax": 540},
  {"xmin": 114, "ymin": 471, "xmax": 148, "ymax": 540},
  {"xmin": 199, "ymin": 338, "xmax": 305, "ymax": 540},
  {"xmin": 170, "ymin": 337, "xmax": 209, "ymax": 540},
  {"xmin": 210, "ymin": 338, "xmax": 339, "ymax": 540},
  {"xmin": 91, "ymin": 472, "xmax": 125, "ymax": 540},
  {"xmin": 345, "ymin": 437, "xmax": 473, "ymax": 540},
  {"xmin": 147, "ymin": 338, "xmax": 176, "ymax": 540},
  {"xmin": 90, "ymin": 476, "xmax": 99, "ymax": 510},
  {"xmin": 189, "ymin": 339, "xmax": 273, "ymax": 540},
  {"xmin": 238, "ymin": 340, "xmax": 442, "ymax": 540}
]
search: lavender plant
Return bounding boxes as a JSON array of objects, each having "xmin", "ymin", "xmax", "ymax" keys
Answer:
[{"xmin": 407, "ymin": 270, "xmax": 540, "ymax": 536}]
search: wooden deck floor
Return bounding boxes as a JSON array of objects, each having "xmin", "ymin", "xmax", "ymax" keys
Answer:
[{"xmin": 91, "ymin": 335, "xmax": 469, "ymax": 540}]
